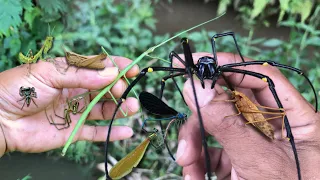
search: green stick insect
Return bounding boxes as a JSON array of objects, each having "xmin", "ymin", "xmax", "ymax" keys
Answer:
[{"xmin": 19, "ymin": 27, "xmax": 54, "ymax": 75}]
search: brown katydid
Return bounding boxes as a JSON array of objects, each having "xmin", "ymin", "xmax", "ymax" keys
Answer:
[
  {"xmin": 216, "ymin": 90, "xmax": 286, "ymax": 140},
  {"xmin": 62, "ymin": 46, "xmax": 106, "ymax": 72}
]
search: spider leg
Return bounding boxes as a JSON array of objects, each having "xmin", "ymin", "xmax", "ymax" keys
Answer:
[
  {"xmin": 211, "ymin": 32, "xmax": 245, "ymax": 63},
  {"xmin": 221, "ymin": 60, "xmax": 318, "ymax": 112},
  {"xmin": 181, "ymin": 38, "xmax": 212, "ymax": 180},
  {"xmin": 31, "ymin": 97, "xmax": 38, "ymax": 108}
]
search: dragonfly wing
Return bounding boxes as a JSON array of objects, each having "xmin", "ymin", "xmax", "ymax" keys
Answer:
[{"xmin": 139, "ymin": 91, "xmax": 178, "ymax": 116}]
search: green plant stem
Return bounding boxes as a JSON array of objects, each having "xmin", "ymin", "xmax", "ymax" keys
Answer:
[{"xmin": 61, "ymin": 13, "xmax": 226, "ymax": 156}]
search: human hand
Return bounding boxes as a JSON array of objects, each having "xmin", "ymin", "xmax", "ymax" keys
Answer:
[
  {"xmin": 177, "ymin": 53, "xmax": 320, "ymax": 179},
  {"xmin": 0, "ymin": 56, "xmax": 140, "ymax": 156}
]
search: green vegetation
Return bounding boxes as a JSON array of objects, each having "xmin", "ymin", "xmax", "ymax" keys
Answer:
[{"xmin": 1, "ymin": 0, "xmax": 319, "ymax": 179}]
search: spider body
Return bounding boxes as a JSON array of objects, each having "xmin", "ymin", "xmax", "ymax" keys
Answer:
[{"xmin": 18, "ymin": 86, "xmax": 38, "ymax": 110}]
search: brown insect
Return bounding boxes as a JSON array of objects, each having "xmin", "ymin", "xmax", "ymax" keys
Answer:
[
  {"xmin": 45, "ymin": 96, "xmax": 87, "ymax": 130},
  {"xmin": 216, "ymin": 90, "xmax": 286, "ymax": 140},
  {"xmin": 62, "ymin": 47, "xmax": 106, "ymax": 72}
]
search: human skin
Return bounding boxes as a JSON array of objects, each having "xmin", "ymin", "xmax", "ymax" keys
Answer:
[
  {"xmin": 0, "ymin": 56, "xmax": 140, "ymax": 157},
  {"xmin": 176, "ymin": 53, "xmax": 320, "ymax": 180}
]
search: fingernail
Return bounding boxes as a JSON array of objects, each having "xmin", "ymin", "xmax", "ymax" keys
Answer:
[
  {"xmin": 176, "ymin": 139, "xmax": 187, "ymax": 161},
  {"xmin": 184, "ymin": 174, "xmax": 191, "ymax": 180},
  {"xmin": 98, "ymin": 67, "xmax": 118, "ymax": 77}
]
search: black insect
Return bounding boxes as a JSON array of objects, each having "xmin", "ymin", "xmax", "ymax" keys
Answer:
[
  {"xmin": 139, "ymin": 91, "xmax": 187, "ymax": 160},
  {"xmin": 105, "ymin": 32, "xmax": 317, "ymax": 180},
  {"xmin": 18, "ymin": 86, "xmax": 38, "ymax": 110}
]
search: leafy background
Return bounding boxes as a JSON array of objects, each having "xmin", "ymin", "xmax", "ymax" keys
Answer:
[{"xmin": 0, "ymin": 0, "xmax": 319, "ymax": 179}]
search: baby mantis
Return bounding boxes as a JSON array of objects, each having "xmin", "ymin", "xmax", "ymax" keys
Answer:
[
  {"xmin": 108, "ymin": 130, "xmax": 163, "ymax": 180},
  {"xmin": 19, "ymin": 26, "xmax": 54, "ymax": 75}
]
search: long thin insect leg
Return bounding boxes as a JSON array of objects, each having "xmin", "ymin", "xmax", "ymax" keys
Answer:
[
  {"xmin": 221, "ymin": 60, "xmax": 318, "ymax": 112},
  {"xmin": 220, "ymin": 67, "xmax": 301, "ymax": 180}
]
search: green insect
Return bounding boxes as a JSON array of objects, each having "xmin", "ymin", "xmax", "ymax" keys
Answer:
[
  {"xmin": 19, "ymin": 36, "xmax": 54, "ymax": 63},
  {"xmin": 19, "ymin": 26, "xmax": 54, "ymax": 75},
  {"xmin": 18, "ymin": 86, "xmax": 38, "ymax": 110}
]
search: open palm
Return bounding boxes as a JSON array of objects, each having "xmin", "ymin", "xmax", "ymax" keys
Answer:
[{"xmin": 0, "ymin": 56, "xmax": 139, "ymax": 155}]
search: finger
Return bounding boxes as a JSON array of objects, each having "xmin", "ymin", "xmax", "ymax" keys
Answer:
[
  {"xmin": 182, "ymin": 147, "xmax": 226, "ymax": 180},
  {"xmin": 88, "ymin": 78, "xmax": 128, "ymax": 100},
  {"xmin": 215, "ymin": 149, "xmax": 232, "ymax": 180},
  {"xmin": 78, "ymin": 125, "xmax": 133, "ymax": 142},
  {"xmin": 176, "ymin": 116, "xmax": 202, "ymax": 166},
  {"xmin": 88, "ymin": 97, "xmax": 139, "ymax": 120},
  {"xmin": 29, "ymin": 60, "xmax": 119, "ymax": 90},
  {"xmin": 183, "ymin": 158, "xmax": 206, "ymax": 180},
  {"xmin": 105, "ymin": 56, "xmax": 140, "ymax": 78}
]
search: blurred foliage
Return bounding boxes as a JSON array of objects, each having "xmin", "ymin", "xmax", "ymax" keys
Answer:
[
  {"xmin": 0, "ymin": 0, "xmax": 320, "ymax": 179},
  {"xmin": 215, "ymin": 0, "xmax": 319, "ymax": 30},
  {"xmin": 18, "ymin": 174, "xmax": 32, "ymax": 180}
]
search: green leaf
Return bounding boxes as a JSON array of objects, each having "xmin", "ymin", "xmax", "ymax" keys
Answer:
[
  {"xmin": 300, "ymin": 0, "xmax": 313, "ymax": 22},
  {"xmin": 21, "ymin": 0, "xmax": 34, "ymax": 11},
  {"xmin": 278, "ymin": 0, "xmax": 290, "ymax": 23},
  {"xmin": 251, "ymin": 0, "xmax": 269, "ymax": 19},
  {"xmin": 96, "ymin": 37, "xmax": 112, "ymax": 49},
  {"xmin": 262, "ymin": 39, "xmax": 283, "ymax": 47},
  {"xmin": 290, "ymin": 0, "xmax": 313, "ymax": 22},
  {"xmin": 24, "ymin": 7, "xmax": 42, "ymax": 28},
  {"xmin": 0, "ymin": 0, "xmax": 23, "ymax": 37},
  {"xmin": 217, "ymin": 0, "xmax": 231, "ymax": 15},
  {"xmin": 306, "ymin": 37, "xmax": 320, "ymax": 46},
  {"xmin": 38, "ymin": 0, "xmax": 67, "ymax": 14}
]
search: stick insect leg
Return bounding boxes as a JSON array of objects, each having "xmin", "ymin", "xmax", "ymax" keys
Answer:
[{"xmin": 220, "ymin": 67, "xmax": 301, "ymax": 180}]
